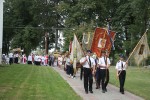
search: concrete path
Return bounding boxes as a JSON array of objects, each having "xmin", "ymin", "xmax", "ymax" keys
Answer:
[{"xmin": 52, "ymin": 67, "xmax": 144, "ymax": 100}]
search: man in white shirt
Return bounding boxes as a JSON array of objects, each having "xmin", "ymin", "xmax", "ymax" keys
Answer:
[
  {"xmin": 80, "ymin": 50, "xmax": 95, "ymax": 94},
  {"xmin": 116, "ymin": 54, "xmax": 128, "ymax": 94},
  {"xmin": 98, "ymin": 50, "xmax": 111, "ymax": 93},
  {"xmin": 8, "ymin": 52, "xmax": 14, "ymax": 65},
  {"xmin": 27, "ymin": 54, "xmax": 32, "ymax": 64}
]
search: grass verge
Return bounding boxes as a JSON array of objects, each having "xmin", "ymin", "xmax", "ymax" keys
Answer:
[
  {"xmin": 109, "ymin": 66, "xmax": 150, "ymax": 100},
  {"xmin": 0, "ymin": 64, "xmax": 82, "ymax": 100}
]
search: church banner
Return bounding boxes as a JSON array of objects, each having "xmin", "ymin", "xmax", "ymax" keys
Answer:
[{"xmin": 91, "ymin": 27, "xmax": 115, "ymax": 57}]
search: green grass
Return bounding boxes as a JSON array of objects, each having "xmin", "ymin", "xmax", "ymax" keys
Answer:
[
  {"xmin": 0, "ymin": 64, "xmax": 82, "ymax": 100},
  {"xmin": 109, "ymin": 66, "xmax": 150, "ymax": 100}
]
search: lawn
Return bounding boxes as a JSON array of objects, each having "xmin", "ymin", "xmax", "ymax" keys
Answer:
[
  {"xmin": 109, "ymin": 66, "xmax": 150, "ymax": 100},
  {"xmin": 0, "ymin": 64, "xmax": 82, "ymax": 100}
]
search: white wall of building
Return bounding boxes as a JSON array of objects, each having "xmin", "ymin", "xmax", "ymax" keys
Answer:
[{"xmin": 0, "ymin": 0, "xmax": 4, "ymax": 64}]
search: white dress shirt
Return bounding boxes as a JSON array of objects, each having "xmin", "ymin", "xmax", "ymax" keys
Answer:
[
  {"xmin": 116, "ymin": 60, "xmax": 127, "ymax": 71},
  {"xmin": 98, "ymin": 56, "xmax": 111, "ymax": 69},
  {"xmin": 80, "ymin": 56, "xmax": 95, "ymax": 68}
]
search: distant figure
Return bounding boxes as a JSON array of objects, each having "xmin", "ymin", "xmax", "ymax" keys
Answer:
[
  {"xmin": 41, "ymin": 55, "xmax": 45, "ymax": 65},
  {"xmin": 8, "ymin": 52, "xmax": 14, "ymax": 65},
  {"xmin": 14, "ymin": 53, "xmax": 19, "ymax": 63},
  {"xmin": 27, "ymin": 54, "xmax": 32, "ymax": 64},
  {"xmin": 6, "ymin": 55, "xmax": 9, "ymax": 64},
  {"xmin": 58, "ymin": 55, "xmax": 63, "ymax": 68},
  {"xmin": 2, "ymin": 54, "xmax": 6, "ymax": 64},
  {"xmin": 22, "ymin": 54, "xmax": 27, "ymax": 64},
  {"xmin": 45, "ymin": 55, "xmax": 48, "ymax": 66},
  {"xmin": 36, "ymin": 55, "xmax": 41, "ymax": 65},
  {"xmin": 65, "ymin": 53, "xmax": 71, "ymax": 75},
  {"xmin": 49, "ymin": 54, "xmax": 54, "ymax": 66}
]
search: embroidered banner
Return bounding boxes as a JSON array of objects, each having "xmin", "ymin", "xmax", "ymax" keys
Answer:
[{"xmin": 91, "ymin": 27, "xmax": 115, "ymax": 57}]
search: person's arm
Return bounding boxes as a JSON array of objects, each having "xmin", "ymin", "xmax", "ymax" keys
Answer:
[
  {"xmin": 115, "ymin": 63, "xmax": 119, "ymax": 78},
  {"xmin": 91, "ymin": 65, "xmax": 95, "ymax": 74},
  {"xmin": 80, "ymin": 57, "xmax": 87, "ymax": 65},
  {"xmin": 106, "ymin": 58, "xmax": 111, "ymax": 69},
  {"xmin": 98, "ymin": 58, "xmax": 105, "ymax": 68},
  {"xmin": 116, "ymin": 69, "xmax": 119, "ymax": 78},
  {"xmin": 92, "ymin": 59, "xmax": 96, "ymax": 74},
  {"xmin": 99, "ymin": 62, "xmax": 107, "ymax": 68}
]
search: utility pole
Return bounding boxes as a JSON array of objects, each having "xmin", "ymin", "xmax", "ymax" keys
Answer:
[
  {"xmin": 55, "ymin": 0, "xmax": 59, "ymax": 51},
  {"xmin": 45, "ymin": 32, "xmax": 49, "ymax": 55},
  {"xmin": 0, "ymin": 0, "xmax": 3, "ymax": 64}
]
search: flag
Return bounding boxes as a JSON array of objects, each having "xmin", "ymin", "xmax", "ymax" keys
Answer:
[
  {"xmin": 91, "ymin": 27, "xmax": 115, "ymax": 57},
  {"xmin": 82, "ymin": 32, "xmax": 94, "ymax": 51},
  {"xmin": 132, "ymin": 32, "xmax": 150, "ymax": 66},
  {"xmin": 107, "ymin": 22, "xmax": 115, "ymax": 50},
  {"xmin": 70, "ymin": 34, "xmax": 84, "ymax": 69}
]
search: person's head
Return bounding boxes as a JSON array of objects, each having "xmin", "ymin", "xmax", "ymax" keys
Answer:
[
  {"xmin": 66, "ymin": 53, "xmax": 70, "ymax": 57},
  {"xmin": 70, "ymin": 60, "xmax": 73, "ymax": 64},
  {"xmin": 92, "ymin": 52, "xmax": 97, "ymax": 59},
  {"xmin": 101, "ymin": 50, "xmax": 106, "ymax": 56},
  {"xmin": 86, "ymin": 50, "xmax": 92, "ymax": 56},
  {"xmin": 119, "ymin": 54, "xmax": 124, "ymax": 61}
]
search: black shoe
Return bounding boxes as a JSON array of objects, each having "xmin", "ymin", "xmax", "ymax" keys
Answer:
[
  {"xmin": 89, "ymin": 91, "xmax": 93, "ymax": 93},
  {"xmin": 105, "ymin": 88, "xmax": 107, "ymax": 92},
  {"xmin": 96, "ymin": 86, "xmax": 100, "ymax": 89},
  {"xmin": 121, "ymin": 92, "xmax": 124, "ymax": 94},
  {"xmin": 85, "ymin": 91, "xmax": 88, "ymax": 94},
  {"xmin": 102, "ymin": 90, "xmax": 105, "ymax": 93}
]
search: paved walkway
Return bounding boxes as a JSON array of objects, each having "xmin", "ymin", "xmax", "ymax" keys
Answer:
[{"xmin": 52, "ymin": 67, "xmax": 144, "ymax": 100}]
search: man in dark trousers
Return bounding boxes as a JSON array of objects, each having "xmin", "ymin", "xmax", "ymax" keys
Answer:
[
  {"xmin": 97, "ymin": 50, "xmax": 111, "ymax": 93},
  {"xmin": 116, "ymin": 54, "xmax": 128, "ymax": 94},
  {"xmin": 80, "ymin": 50, "xmax": 95, "ymax": 94}
]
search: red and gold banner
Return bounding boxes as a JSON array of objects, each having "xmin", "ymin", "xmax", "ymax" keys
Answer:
[{"xmin": 91, "ymin": 27, "xmax": 115, "ymax": 57}]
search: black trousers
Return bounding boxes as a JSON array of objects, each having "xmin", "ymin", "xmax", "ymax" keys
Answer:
[
  {"xmin": 97, "ymin": 68, "xmax": 109, "ymax": 90},
  {"xmin": 119, "ymin": 70, "xmax": 126, "ymax": 92},
  {"xmin": 9, "ymin": 58, "xmax": 13, "ymax": 65},
  {"xmin": 66, "ymin": 65, "xmax": 70, "ymax": 75},
  {"xmin": 96, "ymin": 68, "xmax": 100, "ymax": 87},
  {"xmin": 83, "ymin": 68, "xmax": 93, "ymax": 92},
  {"xmin": 104, "ymin": 69, "xmax": 109, "ymax": 89},
  {"xmin": 14, "ymin": 57, "xmax": 18, "ymax": 63},
  {"xmin": 69, "ymin": 65, "xmax": 74, "ymax": 76},
  {"xmin": 97, "ymin": 69, "xmax": 106, "ymax": 91},
  {"xmin": 49, "ymin": 60, "xmax": 52, "ymax": 66},
  {"xmin": 28, "ymin": 61, "xmax": 32, "ymax": 64},
  {"xmin": 80, "ymin": 66, "xmax": 83, "ymax": 80}
]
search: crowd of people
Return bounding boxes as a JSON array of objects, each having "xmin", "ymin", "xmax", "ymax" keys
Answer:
[
  {"xmin": 1, "ymin": 50, "xmax": 128, "ymax": 95},
  {"xmin": 1, "ymin": 52, "xmax": 55, "ymax": 66}
]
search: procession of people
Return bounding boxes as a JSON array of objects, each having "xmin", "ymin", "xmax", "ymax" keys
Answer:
[
  {"xmin": 1, "ymin": 45, "xmax": 128, "ymax": 96},
  {"xmin": 1, "ymin": 30, "xmax": 128, "ymax": 96}
]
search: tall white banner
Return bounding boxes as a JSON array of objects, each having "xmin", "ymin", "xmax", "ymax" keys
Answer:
[{"xmin": 0, "ymin": 0, "xmax": 3, "ymax": 64}]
